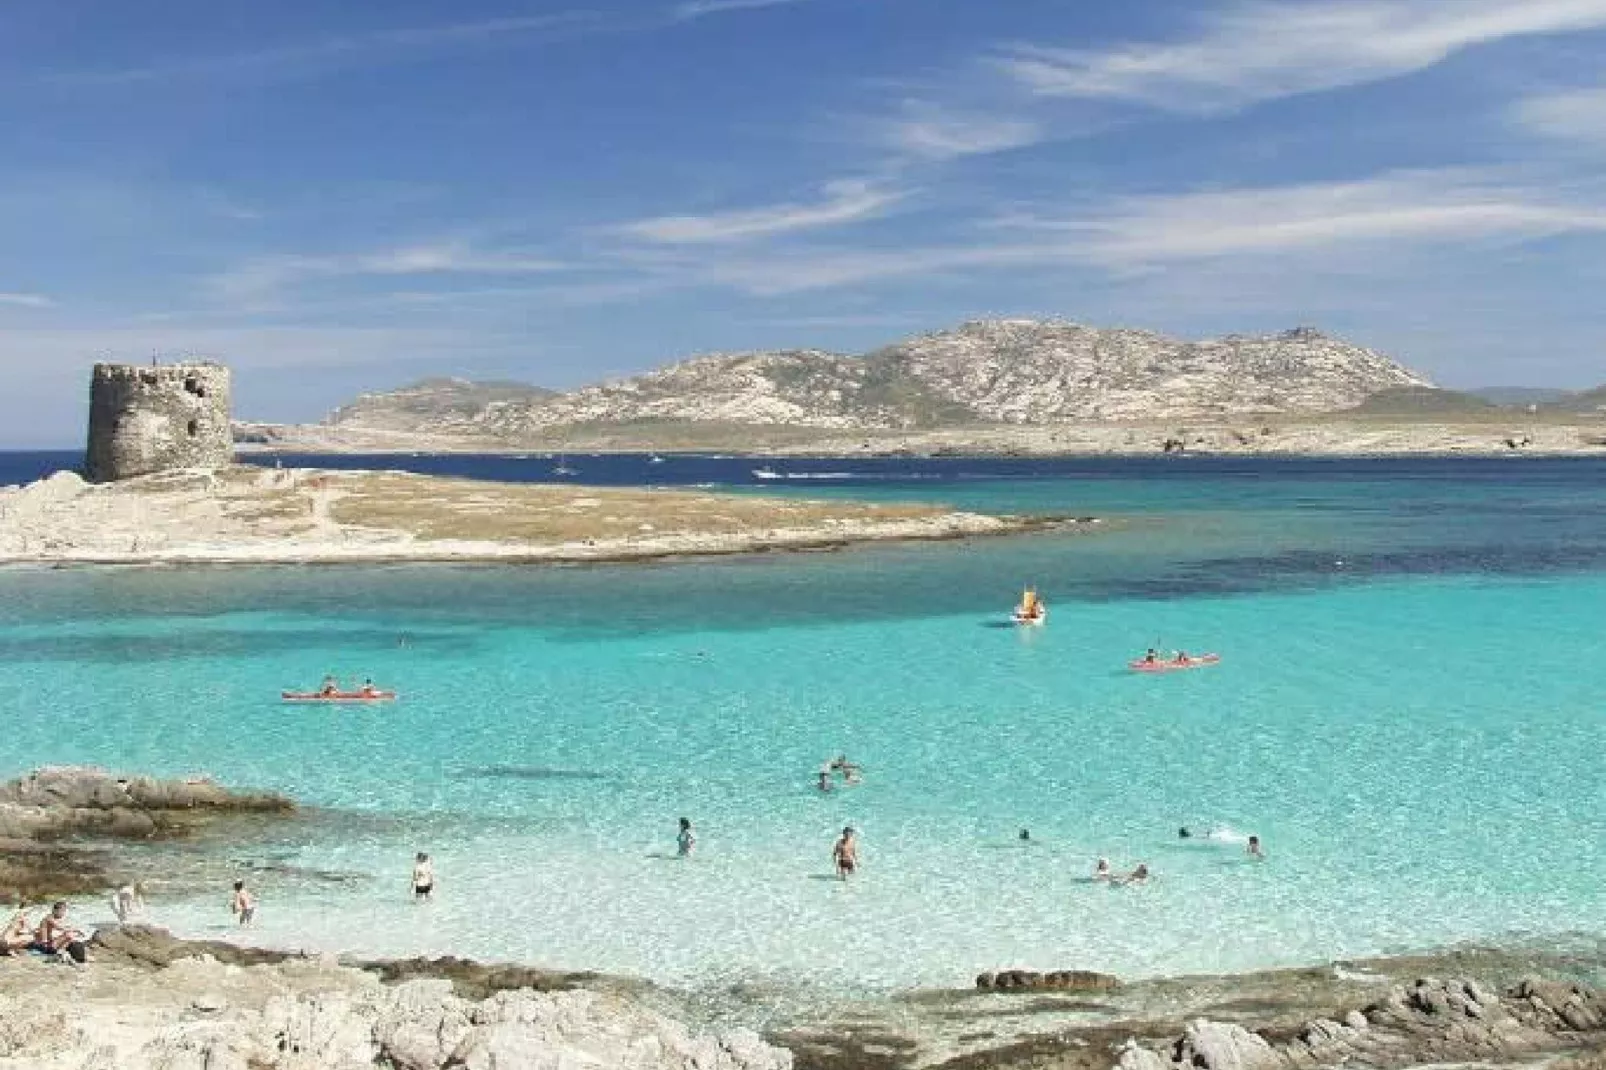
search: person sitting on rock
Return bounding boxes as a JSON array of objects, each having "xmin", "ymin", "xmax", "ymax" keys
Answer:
[
  {"xmin": 110, "ymin": 882, "xmax": 146, "ymax": 923},
  {"xmin": 1, "ymin": 904, "xmax": 33, "ymax": 954},
  {"xmin": 34, "ymin": 901, "xmax": 86, "ymax": 959}
]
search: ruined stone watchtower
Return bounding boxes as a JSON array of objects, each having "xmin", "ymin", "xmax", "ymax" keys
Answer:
[{"xmin": 85, "ymin": 361, "xmax": 233, "ymax": 482}]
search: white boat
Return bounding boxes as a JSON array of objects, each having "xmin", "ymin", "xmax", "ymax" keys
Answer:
[
  {"xmin": 752, "ymin": 466, "xmax": 781, "ymax": 480},
  {"xmin": 648, "ymin": 454, "xmax": 665, "ymax": 465},
  {"xmin": 553, "ymin": 457, "xmax": 577, "ymax": 476}
]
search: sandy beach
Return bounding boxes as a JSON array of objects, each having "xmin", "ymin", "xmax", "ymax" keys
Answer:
[{"xmin": 0, "ymin": 466, "xmax": 1055, "ymax": 567}]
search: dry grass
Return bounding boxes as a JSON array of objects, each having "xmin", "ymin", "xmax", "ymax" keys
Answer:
[{"xmin": 318, "ymin": 470, "xmax": 941, "ymax": 542}]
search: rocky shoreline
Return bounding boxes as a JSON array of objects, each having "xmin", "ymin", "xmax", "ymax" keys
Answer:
[{"xmin": 6, "ymin": 780, "xmax": 1604, "ymax": 1070}]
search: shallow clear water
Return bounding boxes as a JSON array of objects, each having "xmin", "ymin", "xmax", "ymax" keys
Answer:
[{"xmin": 1, "ymin": 455, "xmax": 1603, "ymax": 991}]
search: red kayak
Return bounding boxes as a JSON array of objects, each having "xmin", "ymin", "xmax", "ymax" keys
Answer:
[
  {"xmin": 1128, "ymin": 654, "xmax": 1220, "ymax": 673},
  {"xmin": 281, "ymin": 690, "xmax": 397, "ymax": 703}
]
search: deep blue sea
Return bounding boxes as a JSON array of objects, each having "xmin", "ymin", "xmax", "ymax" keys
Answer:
[{"xmin": 1, "ymin": 450, "xmax": 1603, "ymax": 994}]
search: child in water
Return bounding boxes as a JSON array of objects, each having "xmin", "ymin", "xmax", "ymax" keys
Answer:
[
  {"xmin": 230, "ymin": 881, "xmax": 255, "ymax": 926},
  {"xmin": 677, "ymin": 818, "xmax": 696, "ymax": 858},
  {"xmin": 412, "ymin": 852, "xmax": 435, "ymax": 900},
  {"xmin": 1246, "ymin": 835, "xmax": 1265, "ymax": 859}
]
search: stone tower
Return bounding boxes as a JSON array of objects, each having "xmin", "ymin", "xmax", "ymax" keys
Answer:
[{"xmin": 85, "ymin": 362, "xmax": 234, "ymax": 482}]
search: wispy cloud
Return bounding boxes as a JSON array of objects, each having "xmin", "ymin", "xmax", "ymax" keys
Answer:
[
  {"xmin": 614, "ymin": 179, "xmax": 906, "ymax": 244},
  {"xmin": 0, "ymin": 292, "xmax": 55, "ymax": 309},
  {"xmin": 1038, "ymin": 169, "xmax": 1606, "ymax": 266},
  {"xmin": 686, "ymin": 169, "xmax": 1606, "ymax": 294},
  {"xmin": 671, "ymin": 0, "xmax": 814, "ymax": 21},
  {"xmin": 1510, "ymin": 86, "xmax": 1606, "ymax": 145},
  {"xmin": 999, "ymin": 0, "xmax": 1606, "ymax": 113},
  {"xmin": 49, "ymin": 12, "xmax": 600, "ymax": 86},
  {"xmin": 879, "ymin": 103, "xmax": 1043, "ymax": 160},
  {"xmin": 210, "ymin": 242, "xmax": 567, "ymax": 305}
]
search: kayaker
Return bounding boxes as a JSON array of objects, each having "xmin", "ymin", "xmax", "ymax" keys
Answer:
[
  {"xmin": 1173, "ymin": 651, "xmax": 1190, "ymax": 664},
  {"xmin": 319, "ymin": 675, "xmax": 339, "ymax": 697},
  {"xmin": 359, "ymin": 678, "xmax": 379, "ymax": 698},
  {"xmin": 1144, "ymin": 649, "xmax": 1160, "ymax": 664}
]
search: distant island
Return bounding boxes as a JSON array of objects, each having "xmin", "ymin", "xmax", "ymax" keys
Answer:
[{"xmin": 234, "ymin": 319, "xmax": 1606, "ymax": 456}]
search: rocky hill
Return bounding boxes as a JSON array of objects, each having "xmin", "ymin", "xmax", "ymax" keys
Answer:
[
  {"xmin": 290, "ymin": 322, "xmax": 1429, "ymax": 441},
  {"xmin": 328, "ymin": 377, "xmax": 556, "ymax": 435}
]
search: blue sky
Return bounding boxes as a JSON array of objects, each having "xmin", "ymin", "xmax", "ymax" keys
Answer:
[{"xmin": 5, "ymin": 0, "xmax": 1606, "ymax": 444}]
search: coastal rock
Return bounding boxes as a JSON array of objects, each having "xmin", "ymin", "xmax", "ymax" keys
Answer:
[
  {"xmin": 977, "ymin": 968, "xmax": 1121, "ymax": 991},
  {"xmin": 0, "ymin": 768, "xmax": 293, "ymax": 901},
  {"xmin": 1119, "ymin": 977, "xmax": 1606, "ymax": 1070}
]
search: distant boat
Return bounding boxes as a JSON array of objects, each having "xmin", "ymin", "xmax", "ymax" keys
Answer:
[
  {"xmin": 752, "ymin": 466, "xmax": 781, "ymax": 480},
  {"xmin": 553, "ymin": 456, "xmax": 577, "ymax": 477},
  {"xmin": 648, "ymin": 454, "xmax": 665, "ymax": 465}
]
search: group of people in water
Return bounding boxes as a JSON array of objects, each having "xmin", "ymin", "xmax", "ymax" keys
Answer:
[{"xmin": 815, "ymin": 754, "xmax": 862, "ymax": 792}]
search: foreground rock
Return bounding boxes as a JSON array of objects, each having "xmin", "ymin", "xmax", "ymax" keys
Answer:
[
  {"xmin": 0, "ymin": 466, "xmax": 1040, "ymax": 565},
  {"xmin": 1116, "ymin": 977, "xmax": 1606, "ymax": 1070},
  {"xmin": 0, "ymin": 767, "xmax": 292, "ymax": 901},
  {"xmin": 0, "ymin": 928, "xmax": 791, "ymax": 1069}
]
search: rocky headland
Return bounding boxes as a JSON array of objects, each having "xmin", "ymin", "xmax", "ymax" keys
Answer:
[
  {"xmin": 0, "ymin": 465, "xmax": 1055, "ymax": 566},
  {"xmin": 235, "ymin": 319, "xmax": 1606, "ymax": 457}
]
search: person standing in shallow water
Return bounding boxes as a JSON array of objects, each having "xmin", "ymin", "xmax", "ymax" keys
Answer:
[
  {"xmin": 832, "ymin": 826, "xmax": 859, "ymax": 880},
  {"xmin": 412, "ymin": 852, "xmax": 435, "ymax": 900},
  {"xmin": 1246, "ymin": 835, "xmax": 1265, "ymax": 860},
  {"xmin": 230, "ymin": 881, "xmax": 255, "ymax": 926},
  {"xmin": 677, "ymin": 818, "xmax": 696, "ymax": 858}
]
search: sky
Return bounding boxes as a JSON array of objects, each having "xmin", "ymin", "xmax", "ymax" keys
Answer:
[{"xmin": 4, "ymin": 0, "xmax": 1606, "ymax": 444}]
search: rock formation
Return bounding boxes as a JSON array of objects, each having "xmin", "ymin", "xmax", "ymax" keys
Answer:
[
  {"xmin": 1117, "ymin": 977, "xmax": 1606, "ymax": 1070},
  {"xmin": 86, "ymin": 361, "xmax": 233, "ymax": 482},
  {"xmin": 251, "ymin": 321, "xmax": 1431, "ymax": 444},
  {"xmin": 0, "ymin": 766, "xmax": 292, "ymax": 901},
  {"xmin": 0, "ymin": 931, "xmax": 794, "ymax": 1070}
]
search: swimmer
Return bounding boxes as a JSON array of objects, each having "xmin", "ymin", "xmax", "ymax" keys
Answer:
[
  {"xmin": 230, "ymin": 880, "xmax": 256, "ymax": 926},
  {"xmin": 816, "ymin": 770, "xmax": 833, "ymax": 793},
  {"xmin": 1121, "ymin": 863, "xmax": 1151, "ymax": 886},
  {"xmin": 677, "ymin": 817, "xmax": 696, "ymax": 858},
  {"xmin": 832, "ymin": 826, "xmax": 859, "ymax": 880},
  {"xmin": 1018, "ymin": 828, "xmax": 1031, "ymax": 843},
  {"xmin": 411, "ymin": 852, "xmax": 435, "ymax": 900},
  {"xmin": 1178, "ymin": 826, "xmax": 1192, "ymax": 839},
  {"xmin": 1092, "ymin": 857, "xmax": 1113, "ymax": 882},
  {"xmin": 1246, "ymin": 835, "xmax": 1265, "ymax": 860}
]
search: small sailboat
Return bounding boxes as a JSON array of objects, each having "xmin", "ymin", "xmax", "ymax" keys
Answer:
[
  {"xmin": 1012, "ymin": 587, "xmax": 1047, "ymax": 625},
  {"xmin": 552, "ymin": 454, "xmax": 577, "ymax": 477}
]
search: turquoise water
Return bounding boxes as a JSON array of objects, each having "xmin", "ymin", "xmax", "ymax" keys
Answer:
[{"xmin": 1, "ymin": 457, "xmax": 1604, "ymax": 991}]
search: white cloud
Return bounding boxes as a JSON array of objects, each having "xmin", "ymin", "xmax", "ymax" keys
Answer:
[
  {"xmin": 49, "ymin": 12, "xmax": 598, "ymax": 85},
  {"xmin": 1510, "ymin": 86, "xmax": 1606, "ymax": 145},
  {"xmin": 672, "ymin": 0, "xmax": 812, "ymax": 21},
  {"xmin": 998, "ymin": 0, "xmax": 1606, "ymax": 112},
  {"xmin": 614, "ymin": 179, "xmax": 905, "ymax": 244},
  {"xmin": 1044, "ymin": 170, "xmax": 1606, "ymax": 266},
  {"xmin": 0, "ymin": 292, "xmax": 54, "ymax": 308},
  {"xmin": 210, "ymin": 242, "xmax": 567, "ymax": 304},
  {"xmin": 880, "ymin": 104, "xmax": 1043, "ymax": 160},
  {"xmin": 689, "ymin": 169, "xmax": 1606, "ymax": 293}
]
